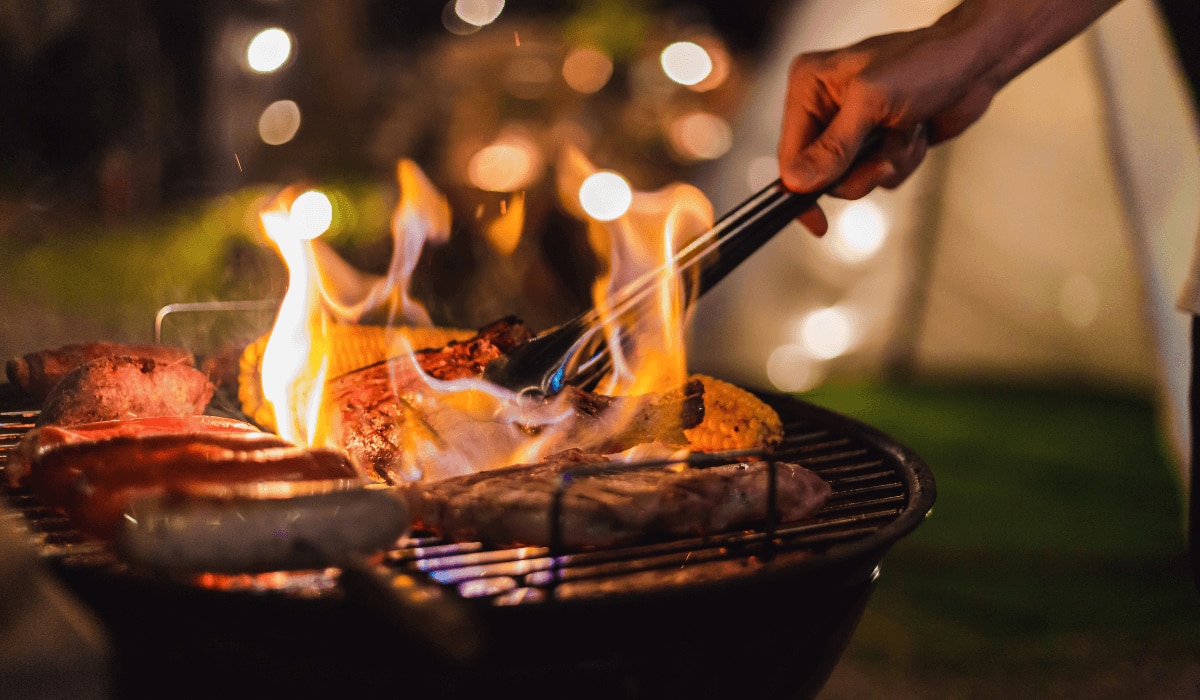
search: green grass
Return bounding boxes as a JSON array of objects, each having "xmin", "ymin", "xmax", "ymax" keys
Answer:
[{"xmin": 802, "ymin": 381, "xmax": 1200, "ymax": 677}]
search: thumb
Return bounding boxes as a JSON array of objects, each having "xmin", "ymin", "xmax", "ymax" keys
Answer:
[{"xmin": 781, "ymin": 110, "xmax": 873, "ymax": 193}]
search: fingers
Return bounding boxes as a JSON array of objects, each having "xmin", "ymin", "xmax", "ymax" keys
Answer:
[
  {"xmin": 797, "ymin": 204, "xmax": 829, "ymax": 237},
  {"xmin": 829, "ymin": 122, "xmax": 929, "ymax": 199},
  {"xmin": 780, "ymin": 101, "xmax": 876, "ymax": 194}
]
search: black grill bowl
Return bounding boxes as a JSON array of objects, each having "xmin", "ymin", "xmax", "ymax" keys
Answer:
[{"xmin": 0, "ymin": 388, "xmax": 934, "ymax": 700}]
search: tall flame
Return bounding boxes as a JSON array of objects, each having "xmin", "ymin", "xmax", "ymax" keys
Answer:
[
  {"xmin": 257, "ymin": 150, "xmax": 714, "ymax": 479},
  {"xmin": 556, "ymin": 145, "xmax": 713, "ymax": 396},
  {"xmin": 258, "ymin": 188, "xmax": 332, "ymax": 446},
  {"xmin": 259, "ymin": 161, "xmax": 452, "ymax": 446}
]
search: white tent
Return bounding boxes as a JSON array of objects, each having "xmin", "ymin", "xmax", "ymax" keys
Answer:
[{"xmin": 689, "ymin": 0, "xmax": 1200, "ymax": 485}]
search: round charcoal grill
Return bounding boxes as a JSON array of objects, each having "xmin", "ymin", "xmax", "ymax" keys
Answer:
[{"xmin": 0, "ymin": 384, "xmax": 934, "ymax": 700}]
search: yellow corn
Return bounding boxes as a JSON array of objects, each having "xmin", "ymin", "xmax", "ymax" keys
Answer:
[
  {"xmin": 238, "ymin": 324, "xmax": 473, "ymax": 431},
  {"xmin": 684, "ymin": 374, "xmax": 783, "ymax": 452}
]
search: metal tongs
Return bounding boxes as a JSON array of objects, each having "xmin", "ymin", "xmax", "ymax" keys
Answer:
[{"xmin": 483, "ymin": 134, "xmax": 883, "ymax": 396}]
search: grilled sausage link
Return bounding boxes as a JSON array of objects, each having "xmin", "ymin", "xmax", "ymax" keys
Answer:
[{"xmin": 31, "ymin": 435, "xmax": 363, "ymax": 539}]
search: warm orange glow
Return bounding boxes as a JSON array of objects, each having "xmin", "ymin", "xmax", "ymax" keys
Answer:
[
  {"xmin": 259, "ymin": 188, "xmax": 333, "ymax": 446},
  {"xmin": 667, "ymin": 111, "xmax": 733, "ymax": 161},
  {"xmin": 468, "ymin": 135, "xmax": 542, "ymax": 192},
  {"xmin": 313, "ymin": 160, "xmax": 449, "ymax": 326},
  {"xmin": 256, "ymin": 149, "xmax": 719, "ymax": 478},
  {"xmin": 557, "ymin": 145, "xmax": 712, "ymax": 399},
  {"xmin": 562, "ymin": 46, "xmax": 613, "ymax": 94},
  {"xmin": 484, "ymin": 192, "xmax": 525, "ymax": 255}
]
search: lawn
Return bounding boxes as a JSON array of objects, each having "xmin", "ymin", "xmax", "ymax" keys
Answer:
[{"xmin": 805, "ymin": 382, "xmax": 1200, "ymax": 697}]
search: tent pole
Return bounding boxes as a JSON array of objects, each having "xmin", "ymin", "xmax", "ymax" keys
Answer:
[{"xmin": 881, "ymin": 145, "xmax": 953, "ymax": 381}]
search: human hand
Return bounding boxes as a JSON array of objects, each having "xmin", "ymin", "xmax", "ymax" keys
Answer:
[{"xmin": 779, "ymin": 21, "xmax": 1001, "ymax": 235}]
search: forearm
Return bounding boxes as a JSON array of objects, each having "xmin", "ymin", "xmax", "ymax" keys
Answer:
[{"xmin": 938, "ymin": 0, "xmax": 1123, "ymax": 92}]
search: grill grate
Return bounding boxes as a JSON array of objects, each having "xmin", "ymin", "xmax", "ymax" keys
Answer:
[{"xmin": 0, "ymin": 385, "xmax": 931, "ymax": 604}]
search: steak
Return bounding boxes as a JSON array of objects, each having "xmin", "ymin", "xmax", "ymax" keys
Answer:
[{"xmin": 401, "ymin": 449, "xmax": 833, "ymax": 548}]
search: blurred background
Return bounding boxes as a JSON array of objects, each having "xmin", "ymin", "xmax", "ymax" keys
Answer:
[{"xmin": 1, "ymin": 0, "xmax": 1198, "ymax": 696}]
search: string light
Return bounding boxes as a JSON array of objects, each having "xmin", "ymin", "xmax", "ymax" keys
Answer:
[
  {"xmin": 258, "ymin": 100, "xmax": 301, "ymax": 145},
  {"xmin": 660, "ymin": 42, "xmax": 712, "ymax": 86},
  {"xmin": 246, "ymin": 28, "xmax": 292, "ymax": 73},
  {"xmin": 579, "ymin": 171, "xmax": 633, "ymax": 221}
]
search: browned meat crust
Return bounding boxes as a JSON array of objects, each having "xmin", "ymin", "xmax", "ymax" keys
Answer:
[
  {"xmin": 7, "ymin": 342, "xmax": 194, "ymax": 401},
  {"xmin": 30, "ymin": 433, "xmax": 360, "ymax": 539},
  {"xmin": 38, "ymin": 355, "xmax": 214, "ymax": 426},
  {"xmin": 402, "ymin": 449, "xmax": 832, "ymax": 548},
  {"xmin": 332, "ymin": 343, "xmax": 705, "ymax": 483}
]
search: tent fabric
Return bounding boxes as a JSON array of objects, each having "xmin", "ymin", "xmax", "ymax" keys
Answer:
[{"xmin": 689, "ymin": 0, "xmax": 1200, "ymax": 486}]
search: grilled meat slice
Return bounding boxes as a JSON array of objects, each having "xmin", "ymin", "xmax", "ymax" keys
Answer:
[
  {"xmin": 38, "ymin": 355, "xmax": 214, "ymax": 426},
  {"xmin": 402, "ymin": 449, "xmax": 832, "ymax": 548},
  {"xmin": 332, "ymin": 364, "xmax": 704, "ymax": 484},
  {"xmin": 7, "ymin": 342, "xmax": 194, "ymax": 401}
]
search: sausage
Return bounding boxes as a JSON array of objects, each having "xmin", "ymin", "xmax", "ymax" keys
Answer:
[
  {"xmin": 7, "ymin": 342, "xmax": 194, "ymax": 401},
  {"xmin": 117, "ymin": 488, "xmax": 409, "ymax": 573},
  {"xmin": 38, "ymin": 355, "xmax": 214, "ymax": 426},
  {"xmin": 35, "ymin": 437, "xmax": 362, "ymax": 539},
  {"xmin": 7, "ymin": 415, "xmax": 262, "ymax": 487},
  {"xmin": 28, "ymin": 432, "xmax": 296, "ymax": 509}
]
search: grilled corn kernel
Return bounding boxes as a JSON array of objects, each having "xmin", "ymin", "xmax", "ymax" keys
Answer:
[
  {"xmin": 238, "ymin": 324, "xmax": 473, "ymax": 431},
  {"xmin": 685, "ymin": 374, "xmax": 783, "ymax": 451}
]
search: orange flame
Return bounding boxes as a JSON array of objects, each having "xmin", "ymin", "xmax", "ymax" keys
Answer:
[
  {"xmin": 258, "ymin": 187, "xmax": 332, "ymax": 446},
  {"xmin": 259, "ymin": 161, "xmax": 452, "ymax": 446},
  {"xmin": 259, "ymin": 150, "xmax": 714, "ymax": 478},
  {"xmin": 556, "ymin": 145, "xmax": 713, "ymax": 396}
]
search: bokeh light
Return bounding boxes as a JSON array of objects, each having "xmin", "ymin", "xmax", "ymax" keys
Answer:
[
  {"xmin": 289, "ymin": 190, "xmax": 333, "ymax": 240},
  {"xmin": 798, "ymin": 306, "xmax": 858, "ymax": 360},
  {"xmin": 766, "ymin": 344, "xmax": 824, "ymax": 392},
  {"xmin": 562, "ymin": 47, "xmax": 613, "ymax": 94},
  {"xmin": 258, "ymin": 100, "xmax": 301, "ymax": 145},
  {"xmin": 468, "ymin": 136, "xmax": 542, "ymax": 192},
  {"xmin": 579, "ymin": 171, "xmax": 633, "ymax": 221},
  {"xmin": 246, "ymin": 28, "xmax": 292, "ymax": 73},
  {"xmin": 660, "ymin": 41, "xmax": 713, "ymax": 86},
  {"xmin": 455, "ymin": 0, "xmax": 505, "ymax": 26},
  {"xmin": 828, "ymin": 199, "xmax": 888, "ymax": 263},
  {"xmin": 667, "ymin": 111, "xmax": 733, "ymax": 161},
  {"xmin": 442, "ymin": 1, "xmax": 481, "ymax": 35}
]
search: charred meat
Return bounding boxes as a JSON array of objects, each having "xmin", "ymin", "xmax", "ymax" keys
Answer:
[
  {"xmin": 7, "ymin": 342, "xmax": 194, "ymax": 401},
  {"xmin": 402, "ymin": 449, "xmax": 832, "ymax": 548},
  {"xmin": 38, "ymin": 355, "xmax": 214, "ymax": 426}
]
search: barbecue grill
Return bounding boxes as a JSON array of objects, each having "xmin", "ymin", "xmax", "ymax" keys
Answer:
[{"xmin": 0, "ymin": 383, "xmax": 934, "ymax": 700}]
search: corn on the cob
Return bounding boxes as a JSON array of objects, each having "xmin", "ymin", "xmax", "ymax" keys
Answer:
[
  {"xmin": 238, "ymin": 324, "xmax": 473, "ymax": 431},
  {"xmin": 684, "ymin": 374, "xmax": 783, "ymax": 451}
]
